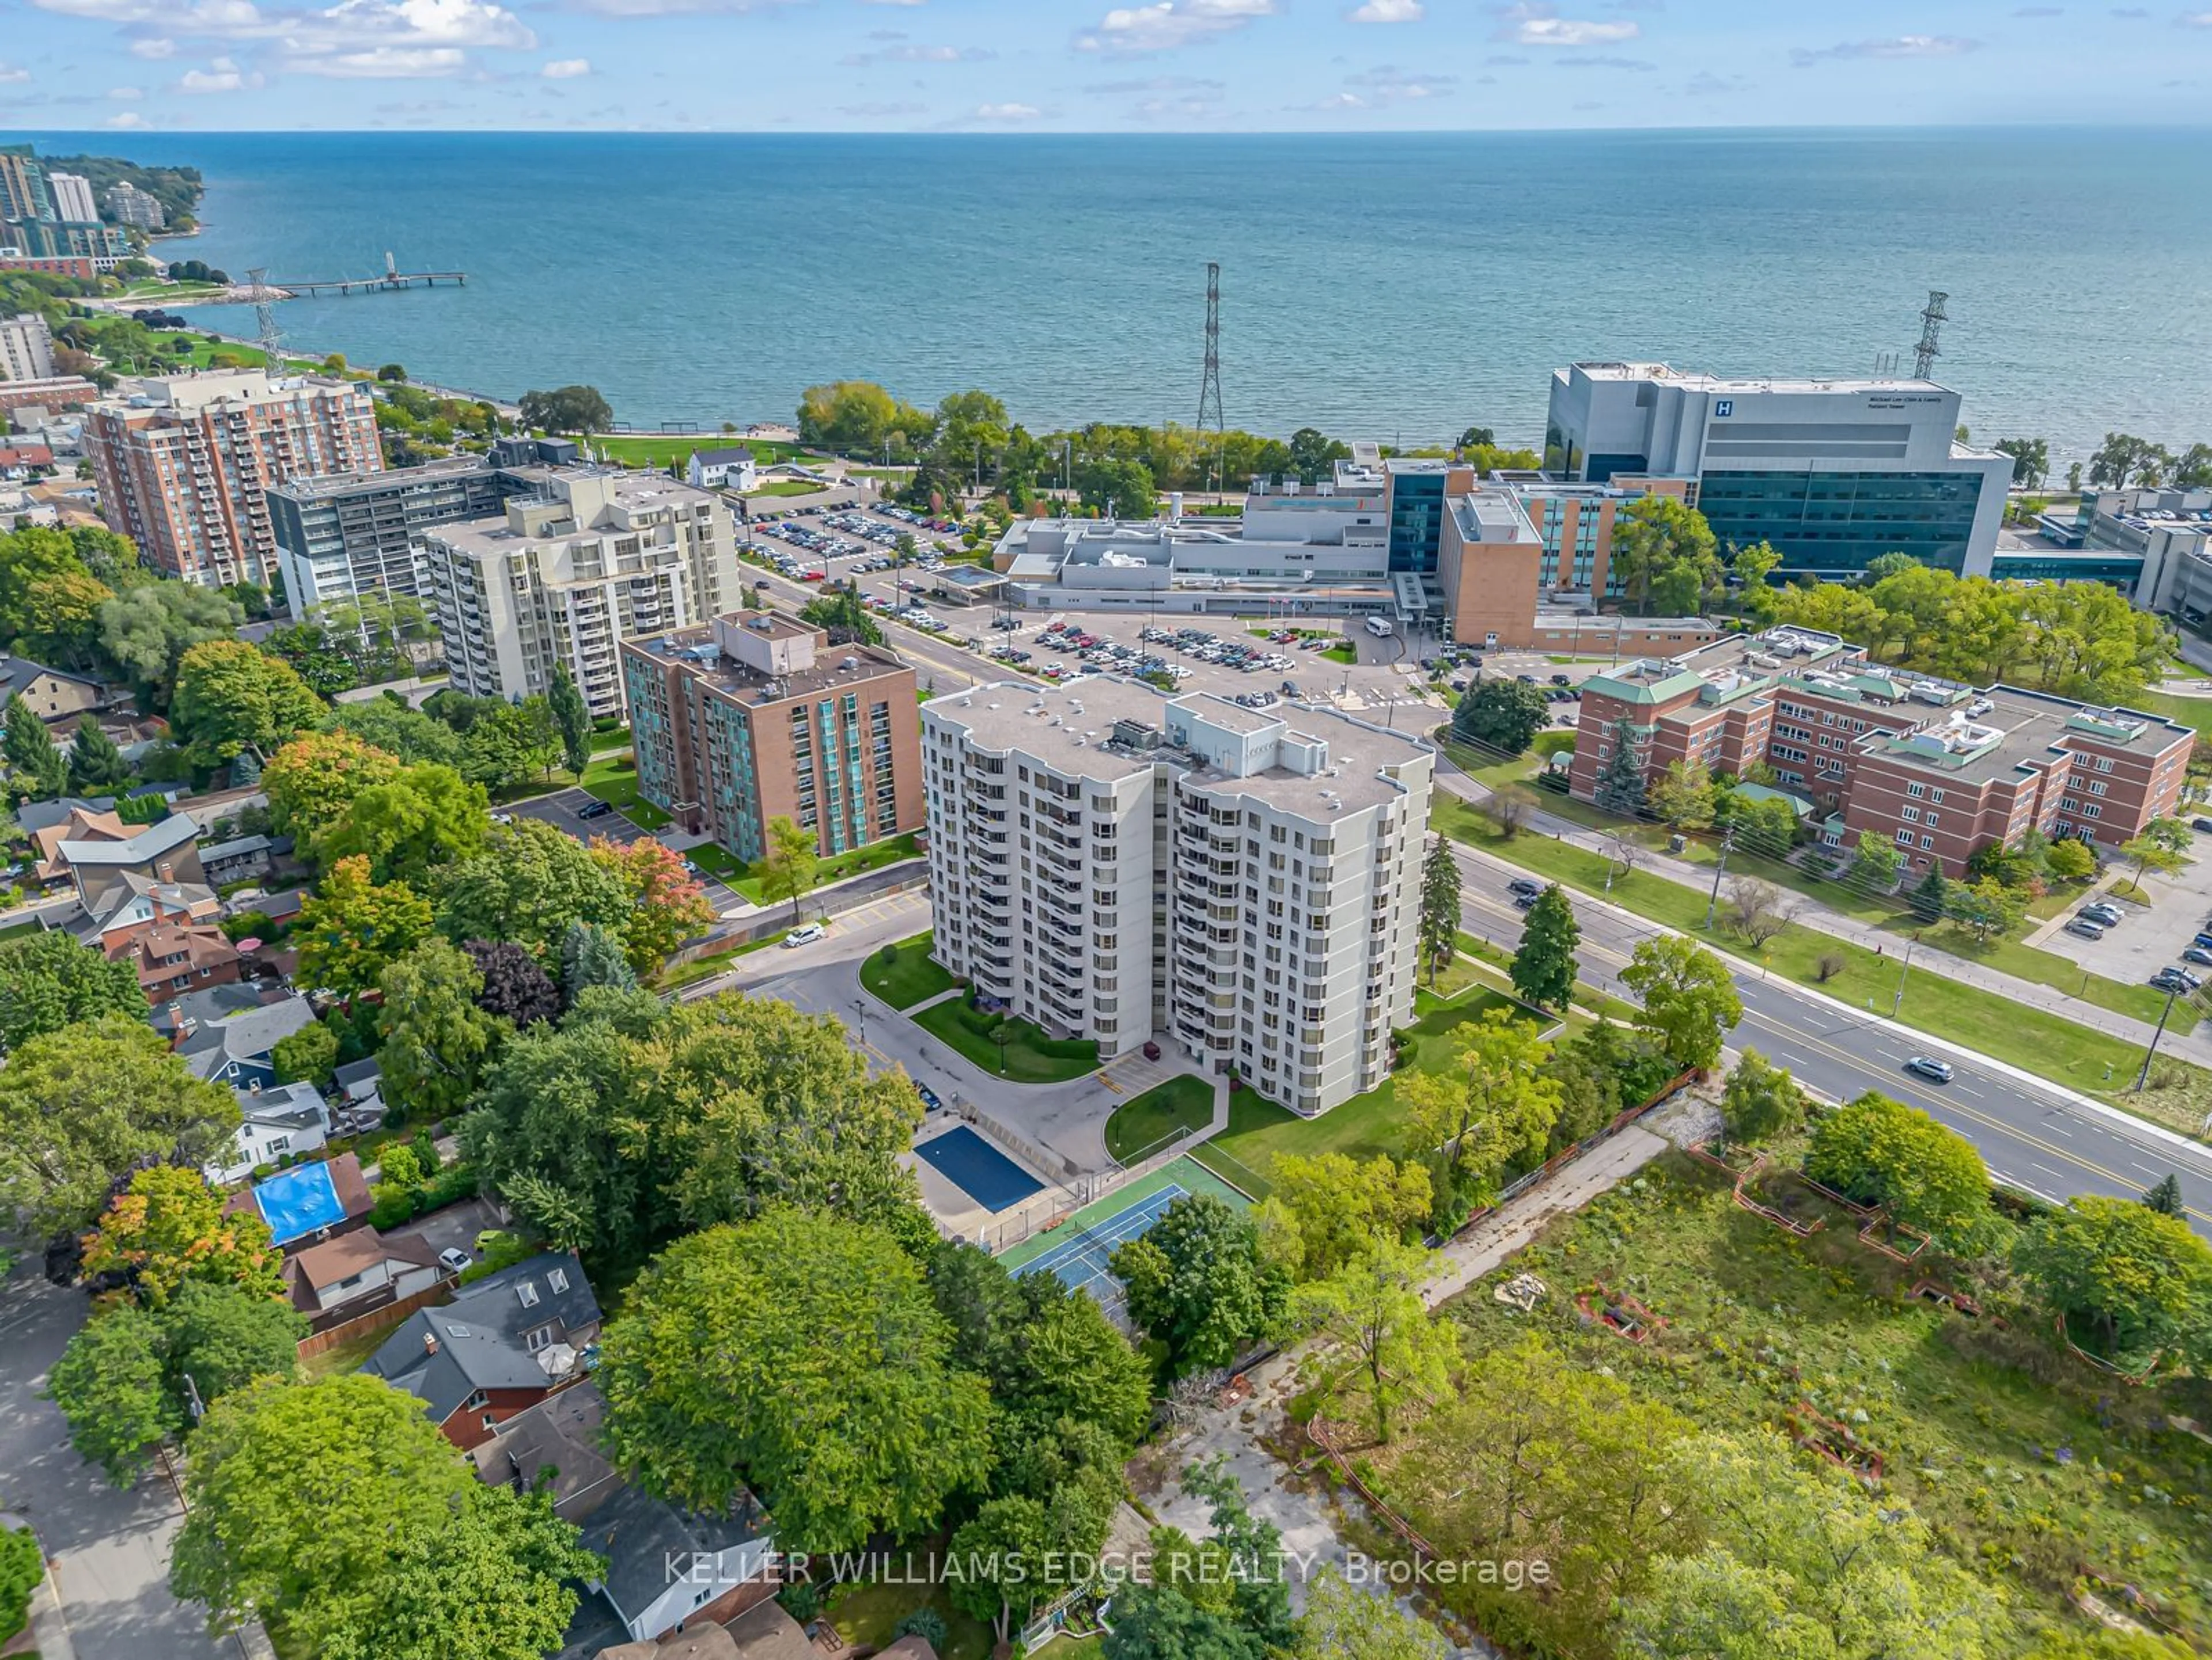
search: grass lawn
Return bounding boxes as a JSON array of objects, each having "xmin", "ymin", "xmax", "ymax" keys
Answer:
[
  {"xmin": 861, "ymin": 930, "xmax": 960, "ymax": 1010},
  {"xmin": 825, "ymin": 1575, "xmax": 994, "ymax": 1660},
  {"xmin": 585, "ymin": 433, "xmax": 806, "ymax": 468},
  {"xmin": 724, "ymin": 832, "xmax": 921, "ymax": 904},
  {"xmin": 2138, "ymin": 688, "xmax": 2212, "ymax": 742},
  {"xmin": 1104, "ymin": 1074, "xmax": 1216, "ymax": 1163},
  {"xmin": 749, "ymin": 479, "xmax": 827, "ymax": 498},
  {"xmin": 0, "ymin": 918, "xmax": 41, "ymax": 942},
  {"xmin": 652, "ymin": 932, "xmax": 782, "ymax": 991},
  {"xmin": 578, "ymin": 753, "xmax": 671, "ymax": 831},
  {"xmin": 1433, "ymin": 798, "xmax": 2212, "ymax": 1139},
  {"xmin": 587, "ymin": 726, "xmax": 633, "ymax": 756},
  {"xmin": 681, "ymin": 842, "xmax": 742, "ymax": 878},
  {"xmin": 1192, "ymin": 983, "xmax": 1536, "ymax": 1198},
  {"xmin": 1391, "ymin": 1154, "xmax": 2212, "ymax": 1644},
  {"xmin": 299, "ymin": 1324, "xmax": 392, "ymax": 1381},
  {"xmin": 912, "ymin": 995, "xmax": 1100, "ymax": 1084},
  {"xmin": 1321, "ymin": 643, "xmax": 1358, "ymax": 665}
]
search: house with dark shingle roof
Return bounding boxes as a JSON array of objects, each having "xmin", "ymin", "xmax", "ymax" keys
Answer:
[{"xmin": 363, "ymin": 1252, "xmax": 603, "ymax": 1449}]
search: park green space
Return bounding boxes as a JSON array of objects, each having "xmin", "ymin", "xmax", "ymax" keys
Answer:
[
  {"xmin": 749, "ymin": 479, "xmax": 827, "ymax": 498},
  {"xmin": 1102, "ymin": 1075, "xmax": 1216, "ymax": 1163},
  {"xmin": 912, "ymin": 996, "xmax": 1100, "ymax": 1084},
  {"xmin": 1430, "ymin": 790, "xmax": 2212, "ymax": 1139},
  {"xmin": 861, "ymin": 931, "xmax": 960, "ymax": 1010},
  {"xmin": 1378, "ymin": 1152, "xmax": 2212, "ymax": 1643},
  {"xmin": 582, "ymin": 433, "xmax": 806, "ymax": 468},
  {"xmin": 574, "ymin": 752, "xmax": 671, "ymax": 830}
]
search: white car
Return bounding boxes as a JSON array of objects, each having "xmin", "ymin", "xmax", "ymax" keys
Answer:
[
  {"xmin": 438, "ymin": 1247, "xmax": 472, "ymax": 1274},
  {"xmin": 783, "ymin": 923, "xmax": 826, "ymax": 948}
]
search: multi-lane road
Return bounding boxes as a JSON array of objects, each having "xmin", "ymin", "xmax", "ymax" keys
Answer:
[{"xmin": 1448, "ymin": 839, "xmax": 2212, "ymax": 1237}]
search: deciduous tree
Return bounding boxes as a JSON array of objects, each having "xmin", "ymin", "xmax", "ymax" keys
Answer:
[
  {"xmin": 94, "ymin": 580, "xmax": 241, "ymax": 708},
  {"xmin": 517, "ymin": 385, "xmax": 612, "ymax": 435},
  {"xmin": 2013, "ymin": 1194, "xmax": 2212, "ymax": 1367},
  {"xmin": 1847, "ymin": 829, "xmax": 1903, "ymax": 892},
  {"xmin": 1450, "ymin": 679, "xmax": 1548, "ymax": 756},
  {"xmin": 0, "ymin": 1014, "xmax": 238, "ymax": 1234},
  {"xmin": 159, "ymin": 1279, "xmax": 306, "ymax": 1405},
  {"xmin": 81, "ymin": 1165, "xmax": 283, "ymax": 1306},
  {"xmin": 464, "ymin": 939, "xmax": 562, "ymax": 1028},
  {"xmin": 377, "ymin": 939, "xmax": 509, "ymax": 1124},
  {"xmin": 756, "ymin": 813, "xmax": 821, "ymax": 924},
  {"xmin": 1610, "ymin": 497, "xmax": 1721, "ymax": 616},
  {"xmin": 170, "ymin": 1374, "xmax": 476, "ymax": 1647},
  {"xmin": 294, "ymin": 856, "xmax": 433, "ymax": 1002},
  {"xmin": 1805, "ymin": 1091, "xmax": 1994, "ymax": 1251},
  {"xmin": 1649, "ymin": 759, "xmax": 1717, "ymax": 833},
  {"xmin": 1399, "ymin": 1010, "xmax": 1561, "ymax": 1209},
  {"xmin": 589, "ymin": 835, "xmax": 715, "ymax": 973},
  {"xmin": 317, "ymin": 762, "xmax": 487, "ymax": 885},
  {"xmin": 1619, "ymin": 935, "xmax": 1740, "ymax": 1071},
  {"xmin": 2044, "ymin": 836, "xmax": 2097, "ymax": 882},
  {"xmin": 1111, "ymin": 1193, "xmax": 1289, "ymax": 1377},
  {"xmin": 0, "ymin": 930, "xmax": 147, "ymax": 1055},
  {"xmin": 1509, "ymin": 884, "xmax": 1579, "ymax": 1010},
  {"xmin": 435, "ymin": 817, "xmax": 628, "ymax": 961},
  {"xmin": 1257, "ymin": 1152, "xmax": 1431, "ymax": 1283},
  {"xmin": 597, "ymin": 1209, "xmax": 994, "ymax": 1554},
  {"xmin": 271, "ymin": 1020, "xmax": 338, "ymax": 1087},
  {"xmin": 1296, "ymin": 1566, "xmax": 1447, "ymax": 1660},
  {"xmin": 44, "ymin": 1302, "xmax": 176, "ymax": 1483},
  {"xmin": 1719, "ymin": 1049, "xmax": 1804, "ymax": 1149},
  {"xmin": 547, "ymin": 664, "xmax": 592, "ymax": 776},
  {"xmin": 1291, "ymin": 1237, "xmax": 1453, "ymax": 1445},
  {"xmin": 169, "ymin": 639, "xmax": 322, "ymax": 768},
  {"xmin": 262, "ymin": 729, "xmax": 403, "ymax": 850}
]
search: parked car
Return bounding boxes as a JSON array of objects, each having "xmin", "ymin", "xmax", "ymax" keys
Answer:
[
  {"xmin": 438, "ymin": 1248, "xmax": 472, "ymax": 1274},
  {"xmin": 1903, "ymin": 1055, "xmax": 1955, "ymax": 1084},
  {"xmin": 2183, "ymin": 946, "xmax": 2212, "ymax": 968},
  {"xmin": 1142, "ymin": 1040, "xmax": 1162, "ymax": 1062},
  {"xmin": 1550, "ymin": 673, "xmax": 1572, "ymax": 686},
  {"xmin": 575, "ymin": 799, "xmax": 615, "ymax": 820},
  {"xmin": 915, "ymin": 1082, "xmax": 944, "ymax": 1112},
  {"xmin": 783, "ymin": 923, "xmax": 825, "ymax": 948},
  {"xmin": 2152, "ymin": 968, "xmax": 2201, "ymax": 993},
  {"xmin": 2194, "ymin": 817, "xmax": 2212, "ymax": 835},
  {"xmin": 2080, "ymin": 903, "xmax": 2123, "ymax": 926},
  {"xmin": 2062, "ymin": 919, "xmax": 2107, "ymax": 940}
]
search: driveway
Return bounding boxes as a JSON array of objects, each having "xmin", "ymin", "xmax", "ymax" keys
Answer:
[
  {"xmin": 385, "ymin": 1195, "xmax": 501, "ymax": 1265},
  {"xmin": 0, "ymin": 1261, "xmax": 234, "ymax": 1660}
]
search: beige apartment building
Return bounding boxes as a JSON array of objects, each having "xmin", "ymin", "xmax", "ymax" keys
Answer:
[
  {"xmin": 83, "ymin": 370, "xmax": 384, "ymax": 588},
  {"xmin": 922, "ymin": 678, "xmax": 1434, "ymax": 1116},
  {"xmin": 418, "ymin": 469, "xmax": 740, "ymax": 720},
  {"xmin": 622, "ymin": 612, "xmax": 922, "ymax": 865}
]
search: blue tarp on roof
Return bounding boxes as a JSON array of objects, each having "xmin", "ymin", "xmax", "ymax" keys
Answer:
[{"xmin": 251, "ymin": 1161, "xmax": 346, "ymax": 1245}]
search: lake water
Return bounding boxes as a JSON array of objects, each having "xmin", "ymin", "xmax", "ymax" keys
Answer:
[{"xmin": 13, "ymin": 126, "xmax": 2211, "ymax": 463}]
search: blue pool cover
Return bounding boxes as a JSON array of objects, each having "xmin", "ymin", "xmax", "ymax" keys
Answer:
[{"xmin": 251, "ymin": 1161, "xmax": 347, "ymax": 1244}]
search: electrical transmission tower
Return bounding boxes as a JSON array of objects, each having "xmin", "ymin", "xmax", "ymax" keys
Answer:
[
  {"xmin": 1195, "ymin": 261, "xmax": 1224, "ymax": 497},
  {"xmin": 1195, "ymin": 261, "xmax": 1224, "ymax": 437},
  {"xmin": 245, "ymin": 267, "xmax": 283, "ymax": 368},
  {"xmin": 1912, "ymin": 289, "xmax": 1948, "ymax": 380}
]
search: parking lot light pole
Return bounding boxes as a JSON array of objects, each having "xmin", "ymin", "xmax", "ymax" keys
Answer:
[{"xmin": 2135, "ymin": 984, "xmax": 2182, "ymax": 1093}]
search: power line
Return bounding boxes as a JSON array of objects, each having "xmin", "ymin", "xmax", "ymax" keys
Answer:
[
  {"xmin": 1195, "ymin": 261, "xmax": 1224, "ymax": 494},
  {"xmin": 245, "ymin": 267, "xmax": 283, "ymax": 368},
  {"xmin": 1912, "ymin": 289, "xmax": 1949, "ymax": 381}
]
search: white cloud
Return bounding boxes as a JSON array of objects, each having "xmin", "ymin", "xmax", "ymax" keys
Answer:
[
  {"xmin": 2181, "ymin": 9, "xmax": 2212, "ymax": 23},
  {"xmin": 1304, "ymin": 90, "xmax": 1367, "ymax": 108},
  {"xmin": 305, "ymin": 0, "xmax": 535, "ymax": 50},
  {"xmin": 108, "ymin": 83, "xmax": 147, "ymax": 96},
  {"xmin": 130, "ymin": 35, "xmax": 179, "ymax": 53},
  {"xmin": 840, "ymin": 41, "xmax": 993, "ymax": 63},
  {"xmin": 541, "ymin": 54, "xmax": 589, "ymax": 75},
  {"xmin": 1346, "ymin": 0, "xmax": 1422, "ymax": 20},
  {"xmin": 970, "ymin": 100, "xmax": 1041, "ymax": 119},
  {"xmin": 175, "ymin": 55, "xmax": 256, "ymax": 88},
  {"xmin": 563, "ymin": 0, "xmax": 794, "ymax": 16},
  {"xmin": 0, "ymin": 63, "xmax": 32, "ymax": 83},
  {"xmin": 1074, "ymin": 0, "xmax": 1281, "ymax": 56},
  {"xmin": 1790, "ymin": 34, "xmax": 1980, "ymax": 64},
  {"xmin": 105, "ymin": 109, "xmax": 154, "ymax": 125},
  {"xmin": 836, "ymin": 99, "xmax": 927, "ymax": 114},
  {"xmin": 1491, "ymin": 2, "xmax": 1638, "ymax": 46},
  {"xmin": 1344, "ymin": 62, "xmax": 1453, "ymax": 101},
  {"xmin": 285, "ymin": 43, "xmax": 466, "ymax": 71}
]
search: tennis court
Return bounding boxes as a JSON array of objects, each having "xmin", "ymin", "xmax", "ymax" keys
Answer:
[
  {"xmin": 1000, "ymin": 1154, "xmax": 1253, "ymax": 1301},
  {"xmin": 914, "ymin": 1124, "xmax": 1044, "ymax": 1214}
]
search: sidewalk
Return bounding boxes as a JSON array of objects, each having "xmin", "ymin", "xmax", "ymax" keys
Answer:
[{"xmin": 1431, "ymin": 760, "xmax": 2212, "ymax": 1070}]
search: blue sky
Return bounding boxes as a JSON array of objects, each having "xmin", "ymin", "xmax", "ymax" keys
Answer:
[{"xmin": 2, "ymin": 0, "xmax": 2209, "ymax": 132}]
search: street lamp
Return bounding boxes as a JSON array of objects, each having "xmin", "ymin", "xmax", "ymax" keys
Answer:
[{"xmin": 851, "ymin": 998, "xmax": 868, "ymax": 1044}]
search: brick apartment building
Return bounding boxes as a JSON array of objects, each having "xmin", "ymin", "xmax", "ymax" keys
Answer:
[
  {"xmin": 85, "ymin": 370, "xmax": 384, "ymax": 588},
  {"xmin": 621, "ymin": 611, "xmax": 923, "ymax": 866},
  {"xmin": 1571, "ymin": 626, "xmax": 2195, "ymax": 876}
]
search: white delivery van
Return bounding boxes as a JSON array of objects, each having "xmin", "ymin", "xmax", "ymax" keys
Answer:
[{"xmin": 1364, "ymin": 616, "xmax": 1395, "ymax": 638}]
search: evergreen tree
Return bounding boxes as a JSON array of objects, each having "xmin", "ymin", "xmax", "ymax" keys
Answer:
[
  {"xmin": 2141, "ymin": 1173, "xmax": 2186, "ymax": 1217},
  {"xmin": 229, "ymin": 750, "xmax": 262, "ymax": 787},
  {"xmin": 1590, "ymin": 715, "xmax": 1647, "ymax": 816},
  {"xmin": 2, "ymin": 693, "xmax": 68, "ymax": 801},
  {"xmin": 67, "ymin": 715, "xmax": 132, "ymax": 792},
  {"xmin": 1416, "ymin": 834, "xmax": 1461, "ymax": 984},
  {"xmin": 1510, "ymin": 884, "xmax": 1580, "ymax": 1010},
  {"xmin": 1908, "ymin": 866, "xmax": 1949, "ymax": 923},
  {"xmin": 548, "ymin": 665, "xmax": 591, "ymax": 776},
  {"xmin": 559, "ymin": 919, "xmax": 636, "ymax": 1002}
]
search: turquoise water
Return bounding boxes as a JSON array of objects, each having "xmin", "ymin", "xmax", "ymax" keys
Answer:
[{"xmin": 10, "ymin": 127, "xmax": 2211, "ymax": 460}]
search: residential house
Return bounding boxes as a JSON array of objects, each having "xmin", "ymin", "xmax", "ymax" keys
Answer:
[
  {"xmin": 0, "ymin": 654, "xmax": 111, "ymax": 727},
  {"xmin": 600, "ymin": 1625, "xmax": 747, "ymax": 1660},
  {"xmin": 199, "ymin": 833, "xmax": 278, "ymax": 886},
  {"xmin": 171, "ymin": 988, "xmax": 319, "ymax": 1087},
  {"xmin": 330, "ymin": 1056, "xmax": 385, "ymax": 1128},
  {"xmin": 283, "ymin": 1226, "xmax": 445, "ymax": 1331},
  {"xmin": 151, "ymin": 981, "xmax": 270, "ymax": 1041},
  {"xmin": 102, "ymin": 890, "xmax": 242, "ymax": 999},
  {"xmin": 473, "ymin": 1380, "xmax": 777, "ymax": 1653},
  {"xmin": 208, "ymin": 1081, "xmax": 331, "ymax": 1185},
  {"xmin": 685, "ymin": 446, "xmax": 756, "ymax": 492},
  {"xmin": 364, "ymin": 1253, "xmax": 603, "ymax": 1450},
  {"xmin": 226, "ymin": 1151, "xmax": 373, "ymax": 1246},
  {"xmin": 38, "ymin": 808, "xmax": 203, "ymax": 903}
]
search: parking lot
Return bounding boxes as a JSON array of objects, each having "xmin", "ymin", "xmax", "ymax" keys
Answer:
[
  {"xmin": 510, "ymin": 787, "xmax": 743, "ymax": 913},
  {"xmin": 2033, "ymin": 837, "xmax": 2212, "ymax": 994}
]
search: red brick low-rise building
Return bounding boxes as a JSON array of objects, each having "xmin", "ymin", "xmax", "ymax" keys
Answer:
[{"xmin": 1570, "ymin": 626, "xmax": 2195, "ymax": 877}]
